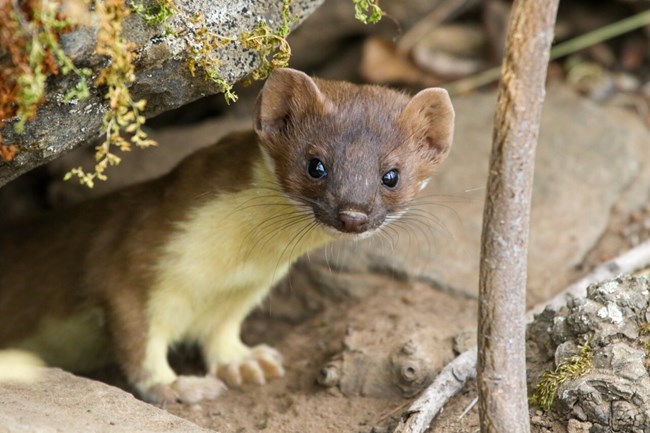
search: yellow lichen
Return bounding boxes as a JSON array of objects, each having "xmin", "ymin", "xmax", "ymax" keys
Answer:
[
  {"xmin": 637, "ymin": 320, "xmax": 650, "ymax": 357},
  {"xmin": 179, "ymin": 0, "xmax": 295, "ymax": 104},
  {"xmin": 65, "ymin": 0, "xmax": 156, "ymax": 188},
  {"xmin": 638, "ymin": 322, "xmax": 650, "ymax": 335},
  {"xmin": 182, "ymin": 12, "xmax": 238, "ymax": 103}
]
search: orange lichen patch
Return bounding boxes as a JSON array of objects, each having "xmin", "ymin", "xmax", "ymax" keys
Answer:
[
  {"xmin": 0, "ymin": 1, "xmax": 26, "ymax": 130},
  {"xmin": 0, "ymin": 144, "xmax": 18, "ymax": 162},
  {"xmin": 0, "ymin": 0, "xmax": 75, "ymax": 145}
]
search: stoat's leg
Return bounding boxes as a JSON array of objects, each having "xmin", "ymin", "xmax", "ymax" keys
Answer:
[
  {"xmin": 115, "ymin": 322, "xmax": 225, "ymax": 404},
  {"xmin": 106, "ymin": 296, "xmax": 224, "ymax": 404},
  {"xmin": 164, "ymin": 375, "xmax": 226, "ymax": 404},
  {"xmin": 104, "ymin": 296, "xmax": 172, "ymax": 402},
  {"xmin": 201, "ymin": 289, "xmax": 284, "ymax": 388},
  {"xmin": 132, "ymin": 333, "xmax": 178, "ymax": 403}
]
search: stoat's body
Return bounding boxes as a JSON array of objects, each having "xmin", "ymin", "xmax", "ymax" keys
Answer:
[{"xmin": 0, "ymin": 68, "xmax": 455, "ymax": 403}]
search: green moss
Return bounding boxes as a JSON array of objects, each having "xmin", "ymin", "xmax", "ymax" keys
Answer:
[
  {"xmin": 4, "ymin": 2, "xmax": 91, "ymax": 137},
  {"xmin": 129, "ymin": 0, "xmax": 174, "ymax": 25},
  {"xmin": 14, "ymin": 36, "xmax": 47, "ymax": 134},
  {"xmin": 530, "ymin": 342, "xmax": 593, "ymax": 412},
  {"xmin": 352, "ymin": 0, "xmax": 383, "ymax": 24}
]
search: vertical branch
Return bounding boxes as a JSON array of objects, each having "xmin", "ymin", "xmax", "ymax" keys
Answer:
[{"xmin": 477, "ymin": 1, "xmax": 559, "ymax": 433}]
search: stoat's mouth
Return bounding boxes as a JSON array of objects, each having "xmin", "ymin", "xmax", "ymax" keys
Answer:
[
  {"xmin": 320, "ymin": 210, "xmax": 405, "ymax": 241},
  {"xmin": 308, "ymin": 205, "xmax": 400, "ymax": 240},
  {"xmin": 317, "ymin": 220, "xmax": 381, "ymax": 240}
]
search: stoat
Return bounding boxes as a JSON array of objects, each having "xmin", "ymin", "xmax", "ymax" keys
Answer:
[{"xmin": 0, "ymin": 68, "xmax": 455, "ymax": 403}]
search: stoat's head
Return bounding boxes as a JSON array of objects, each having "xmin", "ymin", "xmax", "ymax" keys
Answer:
[{"xmin": 254, "ymin": 68, "xmax": 454, "ymax": 238}]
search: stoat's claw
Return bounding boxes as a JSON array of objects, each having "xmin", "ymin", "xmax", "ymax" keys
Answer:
[{"xmin": 216, "ymin": 345, "xmax": 284, "ymax": 388}]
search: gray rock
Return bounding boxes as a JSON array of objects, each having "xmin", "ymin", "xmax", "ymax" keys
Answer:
[
  {"xmin": 528, "ymin": 276, "xmax": 650, "ymax": 432},
  {"xmin": 0, "ymin": 0, "xmax": 324, "ymax": 187},
  {"xmin": 303, "ymin": 86, "xmax": 647, "ymax": 302},
  {"xmin": 566, "ymin": 419, "xmax": 591, "ymax": 433},
  {"xmin": 0, "ymin": 368, "xmax": 215, "ymax": 433}
]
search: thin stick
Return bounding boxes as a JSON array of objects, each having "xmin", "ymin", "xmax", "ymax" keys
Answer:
[
  {"xmin": 392, "ymin": 239, "xmax": 650, "ymax": 433},
  {"xmin": 459, "ymin": 396, "xmax": 479, "ymax": 420},
  {"xmin": 444, "ymin": 9, "xmax": 650, "ymax": 95},
  {"xmin": 551, "ymin": 9, "xmax": 650, "ymax": 59}
]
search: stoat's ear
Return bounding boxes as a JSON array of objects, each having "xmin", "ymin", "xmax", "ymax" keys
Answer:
[
  {"xmin": 399, "ymin": 88, "xmax": 455, "ymax": 164},
  {"xmin": 255, "ymin": 68, "xmax": 333, "ymax": 141}
]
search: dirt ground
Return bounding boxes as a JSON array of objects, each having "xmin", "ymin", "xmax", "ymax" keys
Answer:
[
  {"xmin": 169, "ymin": 282, "xmax": 474, "ymax": 432},
  {"xmin": 90, "ymin": 268, "xmax": 480, "ymax": 433}
]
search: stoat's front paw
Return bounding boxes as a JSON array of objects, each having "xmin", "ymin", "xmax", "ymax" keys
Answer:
[
  {"xmin": 213, "ymin": 345, "xmax": 284, "ymax": 388},
  {"xmin": 144, "ymin": 375, "xmax": 226, "ymax": 404}
]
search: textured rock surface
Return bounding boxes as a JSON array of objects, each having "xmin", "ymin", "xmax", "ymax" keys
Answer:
[
  {"xmin": 0, "ymin": 0, "xmax": 324, "ymax": 187},
  {"xmin": 0, "ymin": 368, "xmax": 215, "ymax": 433},
  {"xmin": 527, "ymin": 276, "xmax": 650, "ymax": 433},
  {"xmin": 304, "ymin": 85, "xmax": 647, "ymax": 303}
]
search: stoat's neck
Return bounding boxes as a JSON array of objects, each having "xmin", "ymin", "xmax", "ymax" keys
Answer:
[
  {"xmin": 248, "ymin": 157, "xmax": 331, "ymax": 261},
  {"xmin": 152, "ymin": 154, "xmax": 334, "ymax": 304}
]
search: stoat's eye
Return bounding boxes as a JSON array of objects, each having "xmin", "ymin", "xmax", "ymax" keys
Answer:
[
  {"xmin": 308, "ymin": 158, "xmax": 327, "ymax": 179},
  {"xmin": 381, "ymin": 169, "xmax": 399, "ymax": 188}
]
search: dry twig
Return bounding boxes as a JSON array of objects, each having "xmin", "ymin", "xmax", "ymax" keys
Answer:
[{"xmin": 476, "ymin": 1, "xmax": 558, "ymax": 431}]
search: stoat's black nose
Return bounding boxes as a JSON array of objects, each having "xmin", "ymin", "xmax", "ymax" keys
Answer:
[{"xmin": 338, "ymin": 210, "xmax": 369, "ymax": 233}]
